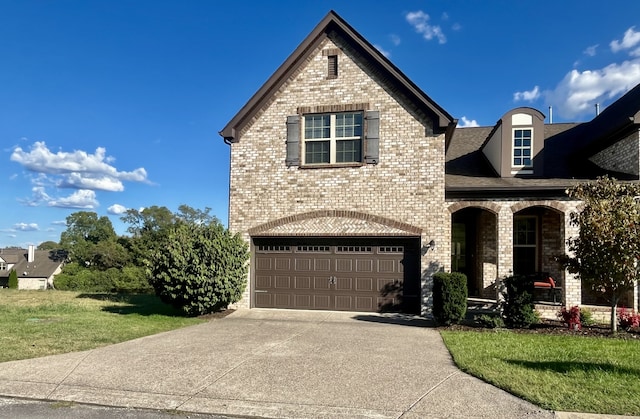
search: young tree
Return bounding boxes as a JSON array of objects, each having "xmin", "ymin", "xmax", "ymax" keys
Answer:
[
  {"xmin": 8, "ymin": 269, "xmax": 18, "ymax": 289},
  {"xmin": 566, "ymin": 176, "xmax": 640, "ymax": 332}
]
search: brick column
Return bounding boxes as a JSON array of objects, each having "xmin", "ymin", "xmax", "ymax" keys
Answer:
[
  {"xmin": 563, "ymin": 211, "xmax": 581, "ymax": 308},
  {"xmin": 496, "ymin": 205, "xmax": 513, "ymax": 301}
]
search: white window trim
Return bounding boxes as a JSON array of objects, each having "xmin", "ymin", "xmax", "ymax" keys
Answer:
[
  {"xmin": 511, "ymin": 127, "xmax": 533, "ymax": 170},
  {"xmin": 302, "ymin": 112, "xmax": 362, "ymax": 165}
]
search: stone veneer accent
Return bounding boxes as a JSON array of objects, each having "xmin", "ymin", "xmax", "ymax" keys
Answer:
[
  {"xmin": 589, "ymin": 130, "xmax": 640, "ymax": 177},
  {"xmin": 228, "ymin": 35, "xmax": 448, "ymax": 312}
]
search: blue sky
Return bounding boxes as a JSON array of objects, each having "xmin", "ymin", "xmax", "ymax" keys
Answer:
[{"xmin": 3, "ymin": 0, "xmax": 640, "ymax": 248}]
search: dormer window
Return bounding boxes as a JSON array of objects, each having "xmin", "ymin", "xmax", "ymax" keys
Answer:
[{"xmin": 513, "ymin": 128, "xmax": 532, "ymax": 167}]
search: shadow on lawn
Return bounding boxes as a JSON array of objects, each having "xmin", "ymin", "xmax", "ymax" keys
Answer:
[
  {"xmin": 505, "ymin": 359, "xmax": 640, "ymax": 378},
  {"xmin": 76, "ymin": 293, "xmax": 186, "ymax": 317}
]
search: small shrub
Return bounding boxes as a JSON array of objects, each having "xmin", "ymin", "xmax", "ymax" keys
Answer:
[
  {"xmin": 559, "ymin": 305, "xmax": 582, "ymax": 330},
  {"xmin": 432, "ymin": 272, "xmax": 468, "ymax": 325},
  {"xmin": 580, "ymin": 307, "xmax": 595, "ymax": 326},
  {"xmin": 8, "ymin": 270, "xmax": 18, "ymax": 289},
  {"xmin": 502, "ymin": 275, "xmax": 538, "ymax": 329},
  {"xmin": 617, "ymin": 307, "xmax": 640, "ymax": 330},
  {"xmin": 474, "ymin": 313, "xmax": 505, "ymax": 329}
]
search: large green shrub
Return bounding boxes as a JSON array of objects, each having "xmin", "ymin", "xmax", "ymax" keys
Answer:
[
  {"xmin": 8, "ymin": 270, "xmax": 18, "ymax": 289},
  {"xmin": 147, "ymin": 221, "xmax": 249, "ymax": 316},
  {"xmin": 502, "ymin": 275, "xmax": 538, "ymax": 328},
  {"xmin": 432, "ymin": 272, "xmax": 468, "ymax": 325}
]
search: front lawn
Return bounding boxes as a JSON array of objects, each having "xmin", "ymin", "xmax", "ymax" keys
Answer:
[
  {"xmin": 0, "ymin": 290, "xmax": 204, "ymax": 363},
  {"xmin": 441, "ymin": 330, "xmax": 640, "ymax": 415}
]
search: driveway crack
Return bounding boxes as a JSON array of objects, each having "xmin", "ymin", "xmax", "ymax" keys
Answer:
[{"xmin": 396, "ymin": 371, "xmax": 460, "ymax": 419}]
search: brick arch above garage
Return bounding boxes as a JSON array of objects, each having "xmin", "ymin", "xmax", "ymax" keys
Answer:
[{"xmin": 248, "ymin": 210, "xmax": 422, "ymax": 237}]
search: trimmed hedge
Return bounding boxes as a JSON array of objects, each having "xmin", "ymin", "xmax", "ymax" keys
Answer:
[
  {"xmin": 502, "ymin": 275, "xmax": 538, "ymax": 328},
  {"xmin": 432, "ymin": 272, "xmax": 468, "ymax": 325}
]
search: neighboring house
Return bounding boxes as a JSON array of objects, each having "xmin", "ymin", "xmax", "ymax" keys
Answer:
[
  {"xmin": 221, "ymin": 10, "xmax": 639, "ymax": 315},
  {"xmin": 0, "ymin": 246, "xmax": 65, "ymax": 290}
]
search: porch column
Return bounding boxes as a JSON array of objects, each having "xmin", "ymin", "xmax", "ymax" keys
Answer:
[
  {"xmin": 563, "ymin": 211, "xmax": 581, "ymax": 308},
  {"xmin": 496, "ymin": 206, "xmax": 513, "ymax": 300}
]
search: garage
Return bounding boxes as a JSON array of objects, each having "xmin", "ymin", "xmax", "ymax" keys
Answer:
[{"xmin": 252, "ymin": 237, "xmax": 420, "ymax": 313}]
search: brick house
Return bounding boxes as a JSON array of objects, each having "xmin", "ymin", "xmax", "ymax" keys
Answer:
[
  {"xmin": 220, "ymin": 11, "xmax": 640, "ymax": 315},
  {"xmin": 0, "ymin": 246, "xmax": 65, "ymax": 289}
]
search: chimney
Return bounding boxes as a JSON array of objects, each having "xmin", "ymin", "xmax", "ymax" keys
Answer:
[
  {"xmin": 595, "ymin": 103, "xmax": 600, "ymax": 116},
  {"xmin": 28, "ymin": 245, "xmax": 35, "ymax": 263},
  {"xmin": 549, "ymin": 106, "xmax": 553, "ymax": 124}
]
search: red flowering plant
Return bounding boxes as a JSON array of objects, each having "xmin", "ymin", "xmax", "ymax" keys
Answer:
[
  {"xmin": 617, "ymin": 307, "xmax": 640, "ymax": 331},
  {"xmin": 559, "ymin": 305, "xmax": 582, "ymax": 330}
]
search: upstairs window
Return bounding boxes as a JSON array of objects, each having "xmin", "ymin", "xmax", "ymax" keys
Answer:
[
  {"xmin": 303, "ymin": 112, "xmax": 363, "ymax": 165},
  {"xmin": 0, "ymin": 261, "xmax": 5, "ymax": 270},
  {"xmin": 513, "ymin": 129, "xmax": 532, "ymax": 167}
]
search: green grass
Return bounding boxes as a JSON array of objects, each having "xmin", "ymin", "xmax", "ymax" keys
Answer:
[
  {"xmin": 441, "ymin": 330, "xmax": 640, "ymax": 415},
  {"xmin": 0, "ymin": 290, "xmax": 204, "ymax": 363}
]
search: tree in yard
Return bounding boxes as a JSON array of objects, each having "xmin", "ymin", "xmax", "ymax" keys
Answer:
[
  {"xmin": 565, "ymin": 176, "xmax": 640, "ymax": 332},
  {"xmin": 59, "ymin": 211, "xmax": 118, "ymax": 266},
  {"xmin": 146, "ymin": 218, "xmax": 249, "ymax": 316},
  {"xmin": 8, "ymin": 269, "xmax": 18, "ymax": 289}
]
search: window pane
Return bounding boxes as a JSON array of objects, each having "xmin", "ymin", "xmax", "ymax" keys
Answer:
[
  {"xmin": 336, "ymin": 139, "xmax": 362, "ymax": 163},
  {"xmin": 335, "ymin": 112, "xmax": 362, "ymax": 138},
  {"xmin": 523, "ymin": 158, "xmax": 531, "ymax": 166},
  {"xmin": 305, "ymin": 141, "xmax": 329, "ymax": 164},
  {"xmin": 304, "ymin": 115, "xmax": 330, "ymax": 139}
]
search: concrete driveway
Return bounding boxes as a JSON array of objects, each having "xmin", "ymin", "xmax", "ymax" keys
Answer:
[{"xmin": 0, "ymin": 309, "xmax": 552, "ymax": 418}]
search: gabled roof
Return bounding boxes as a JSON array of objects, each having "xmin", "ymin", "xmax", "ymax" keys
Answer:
[
  {"xmin": 219, "ymin": 10, "xmax": 455, "ymax": 144},
  {"xmin": 0, "ymin": 249, "xmax": 65, "ymax": 279}
]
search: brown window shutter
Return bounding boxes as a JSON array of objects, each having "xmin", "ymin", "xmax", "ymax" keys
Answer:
[
  {"xmin": 365, "ymin": 111, "xmax": 379, "ymax": 164},
  {"xmin": 286, "ymin": 115, "xmax": 300, "ymax": 166}
]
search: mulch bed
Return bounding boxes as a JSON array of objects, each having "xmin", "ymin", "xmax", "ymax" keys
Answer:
[
  {"xmin": 442, "ymin": 319, "xmax": 640, "ymax": 339},
  {"xmin": 197, "ymin": 308, "xmax": 236, "ymax": 320}
]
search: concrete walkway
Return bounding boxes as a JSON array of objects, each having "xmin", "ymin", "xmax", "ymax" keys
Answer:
[{"xmin": 0, "ymin": 309, "xmax": 604, "ymax": 418}]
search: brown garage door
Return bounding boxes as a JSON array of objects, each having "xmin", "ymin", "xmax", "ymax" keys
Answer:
[{"xmin": 253, "ymin": 238, "xmax": 420, "ymax": 313}]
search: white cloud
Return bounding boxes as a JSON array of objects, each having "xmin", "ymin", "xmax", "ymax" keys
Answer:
[
  {"xmin": 57, "ymin": 173, "xmax": 125, "ymax": 191},
  {"xmin": 13, "ymin": 223, "xmax": 39, "ymax": 231},
  {"xmin": 51, "ymin": 220, "xmax": 67, "ymax": 226},
  {"xmin": 390, "ymin": 34, "xmax": 401, "ymax": 46},
  {"xmin": 48, "ymin": 190, "xmax": 99, "ymax": 209},
  {"xmin": 107, "ymin": 204, "xmax": 128, "ymax": 215},
  {"xmin": 11, "ymin": 142, "xmax": 147, "ymax": 183},
  {"xmin": 583, "ymin": 44, "xmax": 598, "ymax": 57},
  {"xmin": 374, "ymin": 44, "xmax": 391, "ymax": 58},
  {"xmin": 514, "ymin": 86, "xmax": 541, "ymax": 102},
  {"xmin": 610, "ymin": 27, "xmax": 640, "ymax": 55},
  {"xmin": 10, "ymin": 141, "xmax": 150, "ymax": 208},
  {"xmin": 406, "ymin": 11, "xmax": 446, "ymax": 44},
  {"xmin": 457, "ymin": 117, "xmax": 480, "ymax": 128},
  {"xmin": 544, "ymin": 59, "xmax": 640, "ymax": 119}
]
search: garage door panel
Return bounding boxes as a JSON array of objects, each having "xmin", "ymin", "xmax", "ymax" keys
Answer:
[
  {"xmin": 295, "ymin": 276, "xmax": 311, "ymax": 289},
  {"xmin": 336, "ymin": 277, "xmax": 352, "ymax": 290},
  {"xmin": 254, "ymin": 292, "xmax": 272, "ymax": 307},
  {"xmin": 295, "ymin": 294, "xmax": 312, "ymax": 308},
  {"xmin": 256, "ymin": 275, "xmax": 272, "ymax": 288},
  {"xmin": 274, "ymin": 293, "xmax": 291, "ymax": 308},
  {"xmin": 355, "ymin": 296, "xmax": 374, "ymax": 311},
  {"xmin": 256, "ymin": 257, "xmax": 272, "ymax": 270},
  {"xmin": 335, "ymin": 295, "xmax": 352, "ymax": 310},
  {"xmin": 314, "ymin": 259, "xmax": 331, "ymax": 271},
  {"xmin": 335, "ymin": 259, "xmax": 353, "ymax": 272},
  {"xmin": 295, "ymin": 258, "xmax": 312, "ymax": 271},
  {"xmin": 313, "ymin": 276, "xmax": 331, "ymax": 290},
  {"xmin": 356, "ymin": 277, "xmax": 374, "ymax": 291},
  {"xmin": 377, "ymin": 260, "xmax": 396, "ymax": 273},
  {"xmin": 356, "ymin": 259, "xmax": 373, "ymax": 272},
  {"xmin": 275, "ymin": 276, "xmax": 291, "ymax": 288},
  {"xmin": 314, "ymin": 295, "xmax": 331, "ymax": 309},
  {"xmin": 275, "ymin": 258, "xmax": 291, "ymax": 270}
]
